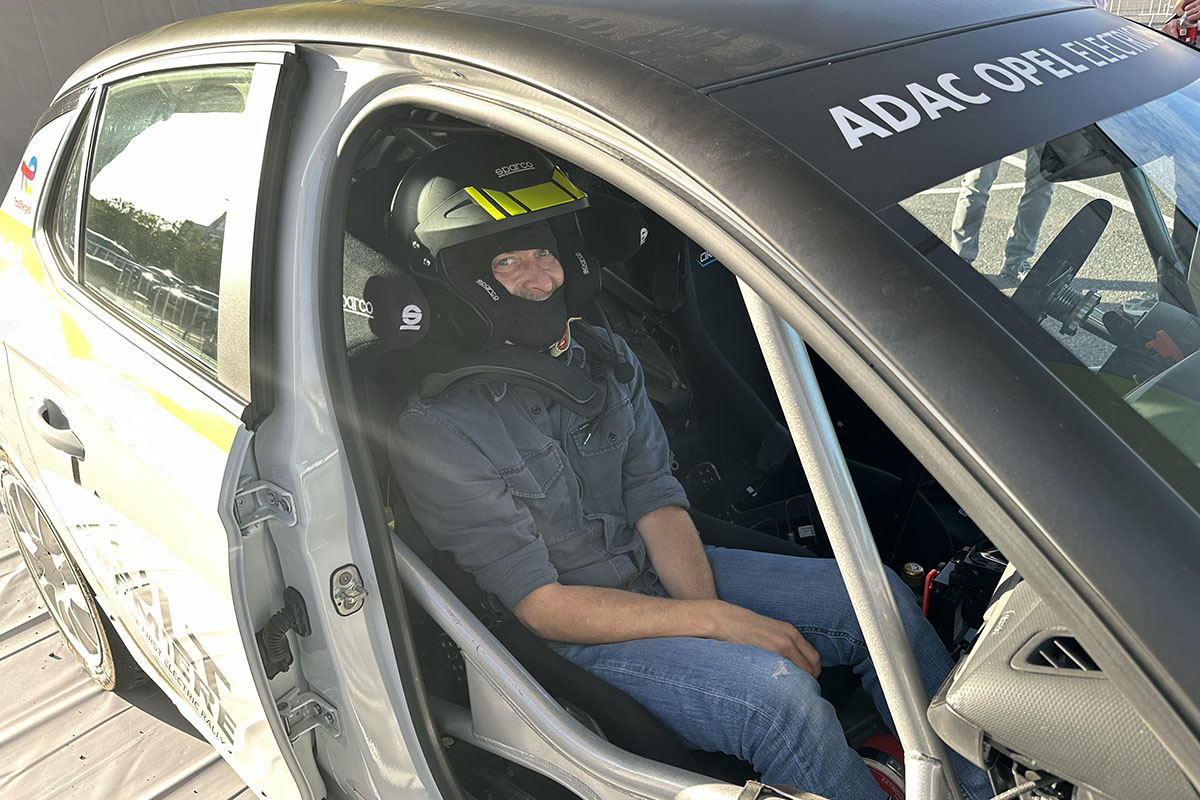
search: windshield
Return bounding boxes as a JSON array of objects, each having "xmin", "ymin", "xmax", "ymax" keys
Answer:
[{"xmin": 891, "ymin": 76, "xmax": 1200, "ymax": 492}]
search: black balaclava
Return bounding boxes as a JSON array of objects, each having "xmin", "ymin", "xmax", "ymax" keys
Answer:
[{"xmin": 442, "ymin": 221, "xmax": 572, "ymax": 352}]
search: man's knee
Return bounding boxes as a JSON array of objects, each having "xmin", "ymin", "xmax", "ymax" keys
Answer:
[
  {"xmin": 737, "ymin": 657, "xmax": 845, "ymax": 756},
  {"xmin": 742, "ymin": 653, "xmax": 825, "ymax": 714}
]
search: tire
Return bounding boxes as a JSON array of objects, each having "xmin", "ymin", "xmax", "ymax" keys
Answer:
[{"xmin": 1, "ymin": 467, "xmax": 147, "ymax": 691}]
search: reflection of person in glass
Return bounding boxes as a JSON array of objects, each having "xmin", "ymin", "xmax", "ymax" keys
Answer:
[
  {"xmin": 951, "ymin": 0, "xmax": 1109, "ymax": 281},
  {"xmin": 949, "ymin": 146, "xmax": 1054, "ymax": 281},
  {"xmin": 1165, "ymin": 0, "xmax": 1199, "ymax": 39}
]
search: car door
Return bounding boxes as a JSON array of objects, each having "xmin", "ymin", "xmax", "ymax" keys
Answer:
[
  {"xmin": 1, "ymin": 104, "xmax": 84, "ymax": 502},
  {"xmin": 2, "ymin": 49, "xmax": 311, "ymax": 800}
]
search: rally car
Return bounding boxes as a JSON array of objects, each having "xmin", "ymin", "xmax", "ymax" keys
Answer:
[{"xmin": 2, "ymin": 1, "xmax": 1199, "ymax": 799}]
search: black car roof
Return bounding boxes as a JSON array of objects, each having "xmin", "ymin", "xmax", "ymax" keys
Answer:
[
  {"xmin": 349, "ymin": 0, "xmax": 1085, "ymax": 89},
  {"xmin": 69, "ymin": 0, "xmax": 1085, "ymax": 92}
]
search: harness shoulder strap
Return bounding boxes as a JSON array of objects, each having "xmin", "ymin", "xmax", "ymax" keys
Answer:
[
  {"xmin": 418, "ymin": 345, "xmax": 605, "ymax": 418},
  {"xmin": 571, "ymin": 320, "xmax": 622, "ymax": 365}
]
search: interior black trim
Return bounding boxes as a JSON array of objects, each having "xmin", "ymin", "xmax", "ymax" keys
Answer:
[{"xmin": 244, "ymin": 52, "xmax": 306, "ymax": 430}]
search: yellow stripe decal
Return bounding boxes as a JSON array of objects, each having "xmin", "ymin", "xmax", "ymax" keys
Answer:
[
  {"xmin": 483, "ymin": 188, "xmax": 526, "ymax": 217},
  {"xmin": 464, "ymin": 187, "xmax": 506, "ymax": 220},
  {"xmin": 510, "ymin": 181, "xmax": 574, "ymax": 212},
  {"xmin": 0, "ymin": 209, "xmax": 42, "ymax": 283},
  {"xmin": 59, "ymin": 311, "xmax": 95, "ymax": 361},
  {"xmin": 126, "ymin": 375, "xmax": 238, "ymax": 452}
]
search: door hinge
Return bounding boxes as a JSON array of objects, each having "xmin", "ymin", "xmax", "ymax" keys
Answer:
[
  {"xmin": 331, "ymin": 564, "xmax": 368, "ymax": 616},
  {"xmin": 234, "ymin": 479, "xmax": 297, "ymax": 534},
  {"xmin": 276, "ymin": 687, "xmax": 341, "ymax": 741}
]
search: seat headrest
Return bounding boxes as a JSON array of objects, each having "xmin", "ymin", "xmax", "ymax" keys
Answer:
[
  {"xmin": 343, "ymin": 232, "xmax": 430, "ymax": 356},
  {"xmin": 575, "ymin": 194, "xmax": 647, "ymax": 267}
]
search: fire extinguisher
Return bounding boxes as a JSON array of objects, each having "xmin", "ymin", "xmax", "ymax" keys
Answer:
[{"xmin": 1171, "ymin": 11, "xmax": 1199, "ymax": 44}]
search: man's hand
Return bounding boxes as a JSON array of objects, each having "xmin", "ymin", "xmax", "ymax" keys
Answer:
[
  {"xmin": 708, "ymin": 601, "xmax": 822, "ymax": 678},
  {"xmin": 514, "ymin": 583, "xmax": 821, "ymax": 677},
  {"xmin": 1173, "ymin": 0, "xmax": 1200, "ymax": 29}
]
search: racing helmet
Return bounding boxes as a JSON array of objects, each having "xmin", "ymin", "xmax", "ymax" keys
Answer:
[{"xmin": 388, "ymin": 135, "xmax": 596, "ymax": 351}]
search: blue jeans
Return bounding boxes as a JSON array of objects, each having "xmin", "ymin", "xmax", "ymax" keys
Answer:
[{"xmin": 556, "ymin": 547, "xmax": 994, "ymax": 800}]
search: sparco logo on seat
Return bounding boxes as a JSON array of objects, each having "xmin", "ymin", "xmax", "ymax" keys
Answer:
[
  {"xmin": 344, "ymin": 295, "xmax": 374, "ymax": 318},
  {"xmin": 398, "ymin": 304, "xmax": 424, "ymax": 331}
]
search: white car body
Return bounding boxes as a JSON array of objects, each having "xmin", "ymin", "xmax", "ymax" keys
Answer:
[{"xmin": 3, "ymin": 3, "xmax": 1200, "ymax": 800}]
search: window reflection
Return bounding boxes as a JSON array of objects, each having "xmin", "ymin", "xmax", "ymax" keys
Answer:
[
  {"xmin": 83, "ymin": 68, "xmax": 254, "ymax": 369},
  {"xmin": 896, "ymin": 78, "xmax": 1200, "ymax": 476}
]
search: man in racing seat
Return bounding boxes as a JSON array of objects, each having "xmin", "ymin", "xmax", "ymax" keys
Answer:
[{"xmin": 387, "ymin": 135, "xmax": 993, "ymax": 800}]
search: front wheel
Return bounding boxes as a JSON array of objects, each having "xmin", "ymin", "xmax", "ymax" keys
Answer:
[{"xmin": 1, "ymin": 467, "xmax": 145, "ymax": 691}]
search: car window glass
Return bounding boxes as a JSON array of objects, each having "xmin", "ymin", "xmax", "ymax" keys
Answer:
[
  {"xmin": 890, "ymin": 76, "xmax": 1200, "ymax": 494},
  {"xmin": 82, "ymin": 66, "xmax": 256, "ymax": 372},
  {"xmin": 52, "ymin": 128, "xmax": 86, "ymax": 267}
]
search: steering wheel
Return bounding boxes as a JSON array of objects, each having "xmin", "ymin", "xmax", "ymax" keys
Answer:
[{"xmin": 1012, "ymin": 198, "xmax": 1112, "ymax": 321}]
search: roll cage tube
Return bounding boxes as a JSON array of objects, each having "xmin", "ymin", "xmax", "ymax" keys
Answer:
[
  {"xmin": 1118, "ymin": 166, "xmax": 1193, "ymax": 302},
  {"xmin": 739, "ymin": 280, "xmax": 963, "ymax": 800}
]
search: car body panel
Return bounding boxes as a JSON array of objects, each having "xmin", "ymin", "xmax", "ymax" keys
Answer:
[
  {"xmin": 0, "ymin": 66, "xmax": 306, "ymax": 800},
  {"xmin": 3, "ymin": 2, "xmax": 1200, "ymax": 798},
  {"xmin": 59, "ymin": 0, "xmax": 1085, "ymax": 93}
]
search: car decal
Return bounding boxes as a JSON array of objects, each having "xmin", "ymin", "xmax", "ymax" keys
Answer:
[
  {"xmin": 1, "ymin": 209, "xmax": 237, "ymax": 452},
  {"xmin": 826, "ymin": 25, "xmax": 1164, "ymax": 153},
  {"xmin": 714, "ymin": 9, "xmax": 1200, "ymax": 211},
  {"xmin": 0, "ymin": 211, "xmax": 42, "ymax": 280},
  {"xmin": 58, "ymin": 309, "xmax": 95, "ymax": 361},
  {"xmin": 114, "ymin": 568, "xmax": 240, "ymax": 747},
  {"xmin": 19, "ymin": 157, "xmax": 38, "ymax": 194},
  {"xmin": 92, "ymin": 535, "xmax": 242, "ymax": 748}
]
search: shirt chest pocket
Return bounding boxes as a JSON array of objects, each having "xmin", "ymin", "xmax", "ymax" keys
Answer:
[
  {"xmin": 499, "ymin": 443, "xmax": 565, "ymax": 499},
  {"xmin": 572, "ymin": 397, "xmax": 634, "ymax": 457}
]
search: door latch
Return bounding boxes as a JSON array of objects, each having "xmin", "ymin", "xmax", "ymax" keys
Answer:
[
  {"xmin": 331, "ymin": 564, "xmax": 368, "ymax": 616},
  {"xmin": 234, "ymin": 479, "xmax": 297, "ymax": 534}
]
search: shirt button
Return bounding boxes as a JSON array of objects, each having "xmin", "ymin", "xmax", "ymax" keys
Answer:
[
  {"xmin": 531, "ymin": 406, "xmax": 542, "ymax": 415},
  {"xmin": 608, "ymin": 432, "xmax": 617, "ymax": 441}
]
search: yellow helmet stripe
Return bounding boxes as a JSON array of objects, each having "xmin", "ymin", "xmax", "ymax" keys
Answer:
[
  {"xmin": 482, "ymin": 188, "xmax": 526, "ymax": 217},
  {"xmin": 464, "ymin": 169, "xmax": 586, "ymax": 219},
  {"xmin": 552, "ymin": 167, "xmax": 585, "ymax": 200},
  {"xmin": 510, "ymin": 181, "xmax": 575, "ymax": 212},
  {"xmin": 464, "ymin": 186, "xmax": 506, "ymax": 220}
]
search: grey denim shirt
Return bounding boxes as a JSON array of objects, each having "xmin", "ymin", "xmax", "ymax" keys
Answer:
[{"xmin": 389, "ymin": 325, "xmax": 689, "ymax": 611}]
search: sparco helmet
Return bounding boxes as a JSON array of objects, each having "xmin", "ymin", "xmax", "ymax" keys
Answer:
[{"xmin": 388, "ymin": 135, "xmax": 597, "ymax": 352}]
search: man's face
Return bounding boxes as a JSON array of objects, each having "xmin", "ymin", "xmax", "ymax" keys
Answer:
[{"xmin": 490, "ymin": 248, "xmax": 564, "ymax": 301}]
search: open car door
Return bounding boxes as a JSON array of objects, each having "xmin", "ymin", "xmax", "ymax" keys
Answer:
[{"xmin": 0, "ymin": 47, "xmax": 315, "ymax": 800}]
